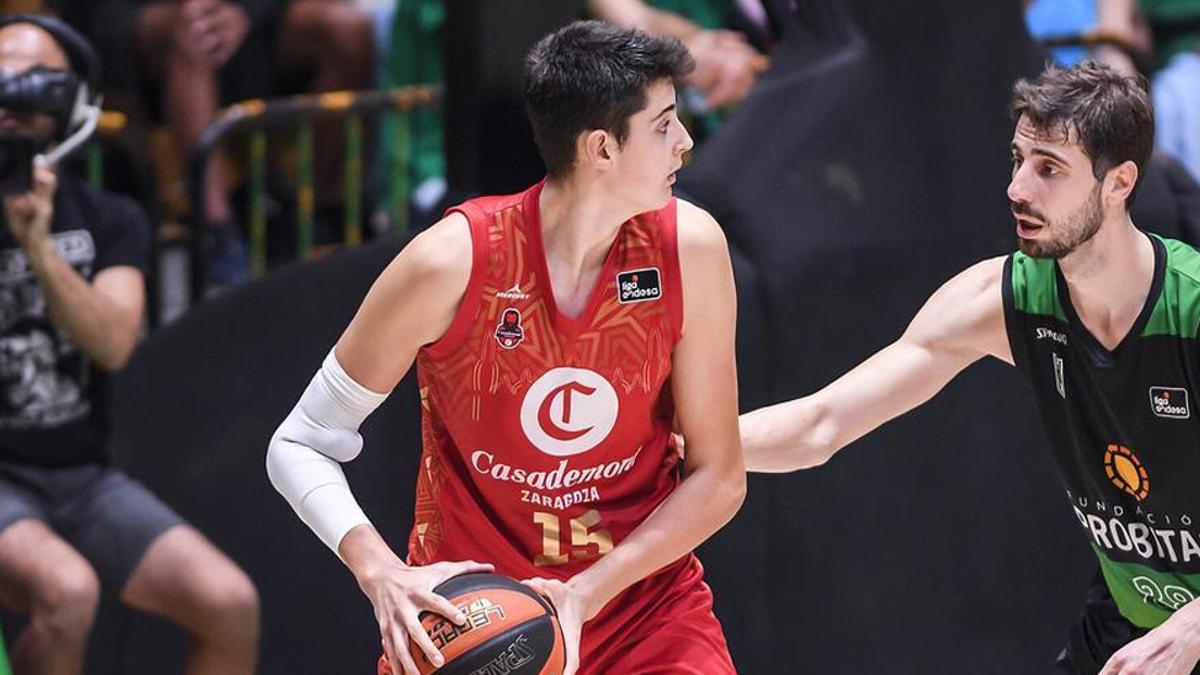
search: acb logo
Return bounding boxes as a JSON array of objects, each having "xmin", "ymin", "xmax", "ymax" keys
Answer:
[
  {"xmin": 520, "ymin": 367, "xmax": 618, "ymax": 457},
  {"xmin": 1104, "ymin": 444, "xmax": 1149, "ymax": 501}
]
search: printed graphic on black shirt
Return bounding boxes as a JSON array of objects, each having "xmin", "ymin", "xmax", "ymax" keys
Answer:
[{"xmin": 0, "ymin": 231, "xmax": 94, "ymax": 430}]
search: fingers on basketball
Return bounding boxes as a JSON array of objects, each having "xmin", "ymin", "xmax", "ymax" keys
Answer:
[
  {"xmin": 384, "ymin": 619, "xmax": 421, "ymax": 675},
  {"xmin": 417, "ymin": 590, "xmax": 466, "ymax": 625}
]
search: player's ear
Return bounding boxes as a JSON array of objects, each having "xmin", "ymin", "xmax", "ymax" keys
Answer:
[
  {"xmin": 1103, "ymin": 160, "xmax": 1138, "ymax": 208},
  {"xmin": 580, "ymin": 129, "xmax": 616, "ymax": 170}
]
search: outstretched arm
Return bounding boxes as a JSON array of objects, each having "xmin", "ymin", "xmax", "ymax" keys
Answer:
[{"xmin": 743, "ymin": 256, "xmax": 1013, "ymax": 472}]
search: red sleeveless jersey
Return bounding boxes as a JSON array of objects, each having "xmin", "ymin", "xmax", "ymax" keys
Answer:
[{"xmin": 408, "ymin": 180, "xmax": 695, "ymax": 592}]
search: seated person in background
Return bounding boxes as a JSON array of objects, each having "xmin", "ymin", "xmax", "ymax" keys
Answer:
[
  {"xmin": 1026, "ymin": 0, "xmax": 1200, "ymax": 186},
  {"xmin": 61, "ymin": 0, "xmax": 375, "ymax": 286},
  {"xmin": 1024, "ymin": 0, "xmax": 1153, "ymax": 75},
  {"xmin": 1141, "ymin": 0, "xmax": 1200, "ymax": 184},
  {"xmin": 591, "ymin": 0, "xmax": 768, "ymax": 111},
  {"xmin": 380, "ymin": 0, "xmax": 767, "ymax": 230},
  {"xmin": 0, "ymin": 16, "xmax": 258, "ymax": 675}
]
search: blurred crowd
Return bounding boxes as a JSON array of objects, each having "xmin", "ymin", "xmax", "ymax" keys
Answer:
[
  {"xmin": 1025, "ymin": 0, "xmax": 1200, "ymax": 184},
  {"xmin": 2, "ymin": 0, "xmax": 771, "ymax": 291}
]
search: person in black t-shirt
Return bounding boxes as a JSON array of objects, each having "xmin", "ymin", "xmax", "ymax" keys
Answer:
[{"xmin": 0, "ymin": 19, "xmax": 258, "ymax": 675}]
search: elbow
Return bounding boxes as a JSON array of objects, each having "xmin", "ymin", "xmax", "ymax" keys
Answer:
[
  {"xmin": 265, "ymin": 429, "xmax": 287, "ymax": 492},
  {"xmin": 717, "ymin": 467, "xmax": 747, "ymax": 522},
  {"xmin": 94, "ymin": 346, "xmax": 133, "ymax": 372},
  {"xmin": 94, "ymin": 336, "xmax": 138, "ymax": 372},
  {"xmin": 795, "ymin": 440, "xmax": 836, "ymax": 470},
  {"xmin": 730, "ymin": 472, "xmax": 747, "ymax": 514}
]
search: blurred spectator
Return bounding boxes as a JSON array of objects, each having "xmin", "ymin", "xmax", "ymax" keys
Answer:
[
  {"xmin": 62, "ymin": 0, "xmax": 374, "ymax": 287},
  {"xmin": 380, "ymin": 0, "xmax": 767, "ymax": 228},
  {"xmin": 1141, "ymin": 0, "xmax": 1200, "ymax": 183},
  {"xmin": 377, "ymin": 0, "xmax": 442, "ymax": 225},
  {"xmin": 1025, "ymin": 0, "xmax": 1200, "ymax": 187},
  {"xmin": 0, "ymin": 16, "xmax": 258, "ymax": 675},
  {"xmin": 1024, "ymin": 0, "xmax": 1152, "ymax": 74},
  {"xmin": 593, "ymin": 0, "xmax": 768, "ymax": 110}
]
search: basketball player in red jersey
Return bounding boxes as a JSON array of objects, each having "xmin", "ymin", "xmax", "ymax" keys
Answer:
[{"xmin": 266, "ymin": 20, "xmax": 745, "ymax": 675}]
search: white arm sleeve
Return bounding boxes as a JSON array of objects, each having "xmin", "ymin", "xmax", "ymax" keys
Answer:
[{"xmin": 266, "ymin": 350, "xmax": 389, "ymax": 557}]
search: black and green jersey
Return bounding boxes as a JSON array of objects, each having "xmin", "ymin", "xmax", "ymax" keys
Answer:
[{"xmin": 1004, "ymin": 233, "xmax": 1200, "ymax": 628}]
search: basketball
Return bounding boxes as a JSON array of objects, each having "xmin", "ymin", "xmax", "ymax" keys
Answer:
[{"xmin": 408, "ymin": 573, "xmax": 565, "ymax": 675}]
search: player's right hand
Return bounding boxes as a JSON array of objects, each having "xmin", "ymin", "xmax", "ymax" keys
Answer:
[{"xmin": 358, "ymin": 559, "xmax": 495, "ymax": 675}]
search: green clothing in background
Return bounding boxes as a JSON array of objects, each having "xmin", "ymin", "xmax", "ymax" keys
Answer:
[
  {"xmin": 381, "ymin": 0, "xmax": 445, "ymax": 215},
  {"xmin": 1140, "ymin": 0, "xmax": 1200, "ymax": 67},
  {"xmin": 0, "ymin": 629, "xmax": 11, "ymax": 675},
  {"xmin": 648, "ymin": 0, "xmax": 738, "ymax": 138},
  {"xmin": 648, "ymin": 0, "xmax": 729, "ymax": 28}
]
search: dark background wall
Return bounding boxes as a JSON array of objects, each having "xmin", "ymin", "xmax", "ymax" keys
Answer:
[{"xmin": 83, "ymin": 1, "xmax": 1200, "ymax": 673}]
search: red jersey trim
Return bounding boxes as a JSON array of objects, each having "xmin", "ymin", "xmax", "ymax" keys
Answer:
[
  {"xmin": 660, "ymin": 199, "xmax": 684, "ymax": 344},
  {"xmin": 423, "ymin": 203, "xmax": 490, "ymax": 359}
]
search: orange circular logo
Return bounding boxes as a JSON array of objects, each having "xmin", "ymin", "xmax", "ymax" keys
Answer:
[{"xmin": 1104, "ymin": 444, "xmax": 1149, "ymax": 501}]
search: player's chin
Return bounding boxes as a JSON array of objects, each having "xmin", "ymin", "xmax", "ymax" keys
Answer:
[{"xmin": 661, "ymin": 176, "xmax": 677, "ymax": 200}]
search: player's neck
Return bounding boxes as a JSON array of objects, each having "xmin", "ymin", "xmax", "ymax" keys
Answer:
[
  {"xmin": 1058, "ymin": 215, "xmax": 1154, "ymax": 349},
  {"xmin": 538, "ymin": 176, "xmax": 634, "ymax": 272}
]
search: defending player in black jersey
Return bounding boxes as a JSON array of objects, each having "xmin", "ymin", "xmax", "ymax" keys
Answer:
[{"xmin": 736, "ymin": 62, "xmax": 1200, "ymax": 674}]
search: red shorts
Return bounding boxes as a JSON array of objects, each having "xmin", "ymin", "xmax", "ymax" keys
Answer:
[
  {"xmin": 579, "ymin": 570, "xmax": 735, "ymax": 674},
  {"xmin": 378, "ymin": 558, "xmax": 735, "ymax": 674}
]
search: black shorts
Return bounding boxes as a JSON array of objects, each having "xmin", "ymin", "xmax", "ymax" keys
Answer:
[
  {"xmin": 1054, "ymin": 571, "xmax": 1200, "ymax": 675},
  {"xmin": 0, "ymin": 460, "xmax": 185, "ymax": 591}
]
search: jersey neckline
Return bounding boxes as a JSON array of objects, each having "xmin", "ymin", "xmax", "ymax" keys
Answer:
[
  {"xmin": 1053, "ymin": 231, "xmax": 1165, "ymax": 367},
  {"xmin": 522, "ymin": 179, "xmax": 627, "ymax": 338}
]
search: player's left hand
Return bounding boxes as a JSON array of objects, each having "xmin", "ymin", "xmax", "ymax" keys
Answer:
[
  {"xmin": 522, "ymin": 577, "xmax": 593, "ymax": 675},
  {"xmin": 1099, "ymin": 618, "xmax": 1200, "ymax": 675}
]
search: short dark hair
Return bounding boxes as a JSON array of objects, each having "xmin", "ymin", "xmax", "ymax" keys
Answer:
[
  {"xmin": 1010, "ymin": 61, "xmax": 1154, "ymax": 206},
  {"xmin": 524, "ymin": 20, "xmax": 694, "ymax": 178}
]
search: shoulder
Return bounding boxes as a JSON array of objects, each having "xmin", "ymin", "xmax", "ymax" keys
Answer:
[
  {"xmin": 1002, "ymin": 251, "xmax": 1067, "ymax": 320},
  {"xmin": 1151, "ymin": 236, "xmax": 1200, "ymax": 339},
  {"xmin": 350, "ymin": 212, "xmax": 473, "ymax": 351},
  {"xmin": 1161, "ymin": 236, "xmax": 1200, "ymax": 284},
  {"xmin": 936, "ymin": 256, "xmax": 1007, "ymax": 322},
  {"xmin": 673, "ymin": 198, "xmax": 729, "ymax": 260},
  {"xmin": 400, "ymin": 211, "xmax": 472, "ymax": 276},
  {"xmin": 954, "ymin": 255, "xmax": 1007, "ymax": 293},
  {"xmin": 55, "ymin": 178, "xmax": 151, "ymax": 241},
  {"xmin": 906, "ymin": 256, "xmax": 1008, "ymax": 354},
  {"xmin": 58, "ymin": 178, "xmax": 148, "ymax": 224}
]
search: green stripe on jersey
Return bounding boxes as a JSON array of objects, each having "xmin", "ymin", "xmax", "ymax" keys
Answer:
[
  {"xmin": 1095, "ymin": 545, "xmax": 1200, "ymax": 628},
  {"xmin": 1009, "ymin": 252, "xmax": 1067, "ymax": 321},
  {"xmin": 1142, "ymin": 235, "xmax": 1200, "ymax": 339}
]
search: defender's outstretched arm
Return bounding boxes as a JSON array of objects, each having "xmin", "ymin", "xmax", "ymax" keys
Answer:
[{"xmin": 743, "ymin": 257, "xmax": 1013, "ymax": 472}]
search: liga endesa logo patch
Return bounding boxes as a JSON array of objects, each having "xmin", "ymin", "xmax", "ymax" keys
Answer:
[
  {"xmin": 1150, "ymin": 386, "xmax": 1190, "ymax": 419},
  {"xmin": 616, "ymin": 268, "xmax": 661, "ymax": 304}
]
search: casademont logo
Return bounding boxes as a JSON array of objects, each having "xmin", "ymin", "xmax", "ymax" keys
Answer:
[
  {"xmin": 1104, "ymin": 444, "xmax": 1149, "ymax": 501},
  {"xmin": 520, "ymin": 367, "xmax": 618, "ymax": 457}
]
